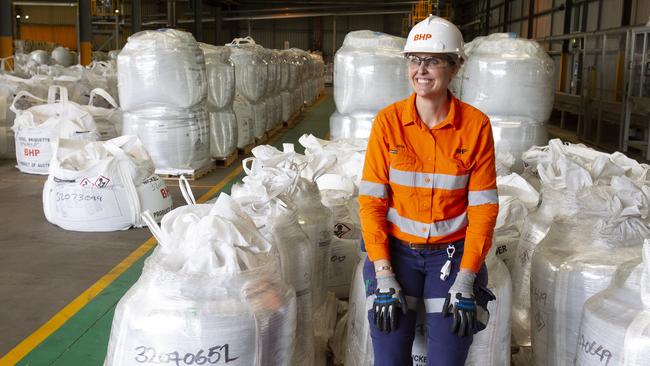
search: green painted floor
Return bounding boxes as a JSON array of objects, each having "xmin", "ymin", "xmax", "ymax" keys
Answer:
[{"xmin": 13, "ymin": 92, "xmax": 335, "ymax": 366}]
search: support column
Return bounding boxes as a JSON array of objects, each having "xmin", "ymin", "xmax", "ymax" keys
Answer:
[
  {"xmin": 194, "ymin": 0, "xmax": 202, "ymax": 42},
  {"xmin": 502, "ymin": 0, "xmax": 510, "ymax": 32},
  {"xmin": 527, "ymin": 0, "xmax": 535, "ymax": 38},
  {"xmin": 79, "ymin": 0, "xmax": 92, "ymax": 66},
  {"xmin": 213, "ymin": 0, "xmax": 222, "ymax": 45},
  {"xmin": 0, "ymin": 0, "xmax": 14, "ymax": 69},
  {"xmin": 132, "ymin": 0, "xmax": 142, "ymax": 34}
]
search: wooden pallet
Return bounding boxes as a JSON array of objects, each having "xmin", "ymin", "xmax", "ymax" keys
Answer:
[
  {"xmin": 156, "ymin": 160, "xmax": 216, "ymax": 181},
  {"xmin": 283, "ymin": 111, "xmax": 302, "ymax": 129},
  {"xmin": 255, "ymin": 133, "xmax": 269, "ymax": 146},
  {"xmin": 238, "ymin": 142, "xmax": 256, "ymax": 156},
  {"xmin": 267, "ymin": 123, "xmax": 284, "ymax": 139},
  {"xmin": 214, "ymin": 150, "xmax": 238, "ymax": 168}
]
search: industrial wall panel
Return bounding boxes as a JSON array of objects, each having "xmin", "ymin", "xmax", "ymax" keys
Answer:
[
  {"xmin": 635, "ymin": 0, "xmax": 650, "ymax": 25},
  {"xmin": 536, "ymin": 14, "xmax": 552, "ymax": 38},
  {"xmin": 552, "ymin": 10, "xmax": 565, "ymax": 36},
  {"xmin": 15, "ymin": 6, "xmax": 76, "ymax": 25},
  {"xmin": 600, "ymin": 0, "xmax": 623, "ymax": 29}
]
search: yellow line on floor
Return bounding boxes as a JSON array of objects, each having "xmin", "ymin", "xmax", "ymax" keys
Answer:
[{"xmin": 0, "ymin": 165, "xmax": 244, "ymax": 366}]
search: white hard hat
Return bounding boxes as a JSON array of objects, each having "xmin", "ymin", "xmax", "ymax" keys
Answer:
[{"xmin": 403, "ymin": 15, "xmax": 466, "ymax": 62}]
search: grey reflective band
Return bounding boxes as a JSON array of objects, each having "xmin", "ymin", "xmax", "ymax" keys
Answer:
[
  {"xmin": 389, "ymin": 168, "xmax": 468, "ymax": 190},
  {"xmin": 366, "ymin": 295, "xmax": 419, "ymax": 311},
  {"xmin": 424, "ymin": 298, "xmax": 446, "ymax": 313},
  {"xmin": 386, "ymin": 208, "xmax": 468, "ymax": 239},
  {"xmin": 359, "ymin": 180, "xmax": 388, "ymax": 199},
  {"xmin": 468, "ymin": 189, "xmax": 498, "ymax": 206}
]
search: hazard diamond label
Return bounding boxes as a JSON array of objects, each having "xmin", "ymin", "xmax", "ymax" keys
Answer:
[
  {"xmin": 94, "ymin": 175, "xmax": 111, "ymax": 188},
  {"xmin": 334, "ymin": 223, "xmax": 351, "ymax": 238},
  {"xmin": 79, "ymin": 178, "xmax": 91, "ymax": 187}
]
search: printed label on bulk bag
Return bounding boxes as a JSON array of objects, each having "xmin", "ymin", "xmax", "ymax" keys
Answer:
[
  {"xmin": 137, "ymin": 175, "xmax": 173, "ymax": 222},
  {"xmin": 49, "ymin": 180, "xmax": 124, "ymax": 223},
  {"xmin": 15, "ymin": 129, "xmax": 55, "ymax": 174}
]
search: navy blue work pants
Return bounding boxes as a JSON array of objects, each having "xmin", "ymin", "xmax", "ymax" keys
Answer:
[{"xmin": 362, "ymin": 237, "xmax": 488, "ymax": 366}]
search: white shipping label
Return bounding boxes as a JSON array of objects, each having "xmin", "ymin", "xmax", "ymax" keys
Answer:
[
  {"xmin": 15, "ymin": 129, "xmax": 55, "ymax": 174},
  {"xmin": 137, "ymin": 175, "xmax": 173, "ymax": 221}
]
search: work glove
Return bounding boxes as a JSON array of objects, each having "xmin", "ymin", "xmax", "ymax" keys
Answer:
[
  {"xmin": 442, "ymin": 269, "xmax": 478, "ymax": 337},
  {"xmin": 373, "ymin": 273, "xmax": 408, "ymax": 333}
]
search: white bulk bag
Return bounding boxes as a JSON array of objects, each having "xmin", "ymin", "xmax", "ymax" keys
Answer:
[
  {"xmin": 531, "ymin": 182, "xmax": 650, "ymax": 366},
  {"xmin": 278, "ymin": 51, "xmax": 290, "ymax": 91},
  {"xmin": 43, "ymin": 136, "xmax": 173, "ymax": 231},
  {"xmin": 491, "ymin": 116, "xmax": 549, "ymax": 173},
  {"xmin": 329, "ymin": 110, "xmax": 375, "ymax": 141},
  {"xmin": 264, "ymin": 97, "xmax": 275, "ymax": 132},
  {"xmin": 105, "ymin": 195, "xmax": 297, "ymax": 366},
  {"xmin": 227, "ymin": 37, "xmax": 268, "ymax": 103},
  {"xmin": 575, "ymin": 257, "xmax": 643, "ymax": 366},
  {"xmin": 344, "ymin": 256, "xmax": 374, "ymax": 366},
  {"xmin": 233, "ymin": 95, "xmax": 255, "ymax": 148},
  {"xmin": 200, "ymin": 43, "xmax": 236, "ymax": 109},
  {"xmin": 122, "ymin": 105, "xmax": 210, "ymax": 170},
  {"xmin": 51, "ymin": 46, "xmax": 75, "ymax": 67},
  {"xmin": 334, "ymin": 30, "xmax": 411, "ymax": 114},
  {"xmin": 272, "ymin": 94, "xmax": 283, "ymax": 129},
  {"xmin": 117, "ymin": 29, "xmax": 207, "ymax": 110},
  {"xmin": 252, "ymin": 99, "xmax": 266, "ymax": 139},
  {"xmin": 11, "ymin": 87, "xmax": 99, "ymax": 174},
  {"xmin": 281, "ymin": 91, "xmax": 292, "ymax": 122},
  {"xmin": 80, "ymin": 88, "xmax": 122, "ymax": 141},
  {"xmin": 459, "ymin": 33, "xmax": 554, "ymax": 122},
  {"xmin": 328, "ymin": 237, "xmax": 359, "ymax": 299},
  {"xmin": 231, "ymin": 172, "xmax": 315, "ymax": 366},
  {"xmin": 209, "ymin": 107, "xmax": 237, "ymax": 159},
  {"xmin": 300, "ymin": 134, "xmax": 367, "ymax": 190}
]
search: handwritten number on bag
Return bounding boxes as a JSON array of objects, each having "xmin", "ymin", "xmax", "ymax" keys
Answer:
[{"xmin": 134, "ymin": 345, "xmax": 238, "ymax": 365}]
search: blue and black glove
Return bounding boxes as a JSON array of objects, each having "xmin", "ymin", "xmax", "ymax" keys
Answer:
[
  {"xmin": 373, "ymin": 273, "xmax": 408, "ymax": 333},
  {"xmin": 442, "ymin": 269, "xmax": 484, "ymax": 337}
]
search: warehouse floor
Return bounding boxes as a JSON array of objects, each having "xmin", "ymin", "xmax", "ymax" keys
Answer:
[{"xmin": 0, "ymin": 90, "xmax": 335, "ymax": 366}]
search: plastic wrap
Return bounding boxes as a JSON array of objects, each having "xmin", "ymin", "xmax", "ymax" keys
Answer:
[
  {"xmin": 231, "ymin": 184, "xmax": 315, "ymax": 366},
  {"xmin": 264, "ymin": 97, "xmax": 275, "ymax": 132},
  {"xmin": 11, "ymin": 86, "xmax": 99, "ymax": 174},
  {"xmin": 329, "ymin": 110, "xmax": 375, "ymax": 141},
  {"xmin": 122, "ymin": 105, "xmax": 210, "ymax": 170},
  {"xmin": 104, "ymin": 195, "xmax": 297, "ymax": 366},
  {"xmin": 51, "ymin": 46, "xmax": 75, "ymax": 67},
  {"xmin": 42, "ymin": 136, "xmax": 172, "ymax": 231},
  {"xmin": 233, "ymin": 95, "xmax": 254, "ymax": 148},
  {"xmin": 252, "ymin": 99, "xmax": 266, "ymax": 139},
  {"xmin": 227, "ymin": 37, "xmax": 268, "ymax": 103},
  {"xmin": 200, "ymin": 43, "xmax": 235, "ymax": 109},
  {"xmin": 458, "ymin": 33, "xmax": 554, "ymax": 122},
  {"xmin": 208, "ymin": 107, "xmax": 237, "ymax": 159},
  {"xmin": 411, "ymin": 250, "xmax": 512, "ymax": 366},
  {"xmin": 117, "ymin": 29, "xmax": 207, "ymax": 111},
  {"xmin": 272, "ymin": 94, "xmax": 283, "ymax": 129},
  {"xmin": 575, "ymin": 258, "xmax": 643, "ymax": 366},
  {"xmin": 281, "ymin": 91, "xmax": 292, "ymax": 122},
  {"xmin": 29, "ymin": 50, "xmax": 50, "ymax": 65},
  {"xmin": 344, "ymin": 256, "xmax": 374, "ymax": 366},
  {"xmin": 491, "ymin": 116, "xmax": 549, "ymax": 173},
  {"xmin": 277, "ymin": 51, "xmax": 290, "ymax": 91},
  {"xmin": 80, "ymin": 88, "xmax": 122, "ymax": 141},
  {"xmin": 333, "ymin": 30, "xmax": 410, "ymax": 114},
  {"xmin": 531, "ymin": 201, "xmax": 648, "ymax": 366}
]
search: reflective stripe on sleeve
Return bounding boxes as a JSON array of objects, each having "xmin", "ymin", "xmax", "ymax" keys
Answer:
[
  {"xmin": 389, "ymin": 168, "xmax": 468, "ymax": 190},
  {"xmin": 359, "ymin": 180, "xmax": 388, "ymax": 199},
  {"xmin": 386, "ymin": 208, "xmax": 468, "ymax": 239},
  {"xmin": 467, "ymin": 189, "xmax": 498, "ymax": 206}
]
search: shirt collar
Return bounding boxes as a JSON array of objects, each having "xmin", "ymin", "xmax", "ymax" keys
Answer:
[{"xmin": 402, "ymin": 91, "xmax": 460, "ymax": 130}]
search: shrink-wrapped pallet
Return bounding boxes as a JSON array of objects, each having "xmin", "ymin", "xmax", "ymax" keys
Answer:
[
  {"xmin": 334, "ymin": 31, "xmax": 410, "ymax": 114},
  {"xmin": 531, "ymin": 177, "xmax": 650, "ymax": 366},
  {"xmin": 43, "ymin": 136, "xmax": 173, "ymax": 231},
  {"xmin": 11, "ymin": 86, "xmax": 99, "ymax": 174},
  {"xmin": 281, "ymin": 91, "xmax": 292, "ymax": 122},
  {"xmin": 227, "ymin": 37, "xmax": 268, "ymax": 103},
  {"xmin": 329, "ymin": 110, "xmax": 375, "ymax": 141},
  {"xmin": 104, "ymin": 194, "xmax": 297, "ymax": 366},
  {"xmin": 208, "ymin": 107, "xmax": 237, "ymax": 159},
  {"xmin": 458, "ymin": 33, "xmax": 554, "ymax": 122},
  {"xmin": 231, "ymin": 172, "xmax": 315, "ymax": 366},
  {"xmin": 200, "ymin": 44, "xmax": 235, "ymax": 110},
  {"xmin": 491, "ymin": 116, "xmax": 549, "ymax": 173},
  {"xmin": 122, "ymin": 104, "xmax": 210, "ymax": 170},
  {"xmin": 117, "ymin": 29, "xmax": 207, "ymax": 110}
]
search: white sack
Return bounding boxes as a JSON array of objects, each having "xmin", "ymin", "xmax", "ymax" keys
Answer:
[
  {"xmin": 209, "ymin": 107, "xmax": 237, "ymax": 159},
  {"xmin": 491, "ymin": 116, "xmax": 549, "ymax": 173},
  {"xmin": 200, "ymin": 43, "xmax": 236, "ymax": 109},
  {"xmin": 329, "ymin": 110, "xmax": 375, "ymax": 141},
  {"xmin": 233, "ymin": 95, "xmax": 255, "ymax": 148}
]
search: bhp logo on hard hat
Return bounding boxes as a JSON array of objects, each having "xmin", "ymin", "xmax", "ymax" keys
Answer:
[{"xmin": 413, "ymin": 34, "xmax": 432, "ymax": 41}]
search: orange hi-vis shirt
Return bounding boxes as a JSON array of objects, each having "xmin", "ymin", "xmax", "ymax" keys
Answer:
[{"xmin": 359, "ymin": 92, "xmax": 498, "ymax": 273}]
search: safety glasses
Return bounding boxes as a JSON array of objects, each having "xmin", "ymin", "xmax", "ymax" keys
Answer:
[{"xmin": 405, "ymin": 54, "xmax": 452, "ymax": 70}]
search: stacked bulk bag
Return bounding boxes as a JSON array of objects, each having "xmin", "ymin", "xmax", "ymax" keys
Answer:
[
  {"xmin": 80, "ymin": 88, "xmax": 122, "ymax": 141},
  {"xmin": 457, "ymin": 33, "xmax": 554, "ymax": 172},
  {"xmin": 344, "ymin": 256, "xmax": 374, "ymax": 366},
  {"xmin": 232, "ymin": 95, "xmax": 254, "ymax": 149},
  {"xmin": 329, "ymin": 111, "xmax": 375, "ymax": 142},
  {"xmin": 11, "ymin": 86, "xmax": 99, "ymax": 174},
  {"xmin": 331, "ymin": 31, "xmax": 410, "ymax": 140},
  {"xmin": 200, "ymin": 43, "xmax": 237, "ymax": 159},
  {"xmin": 227, "ymin": 37, "xmax": 268, "ymax": 144},
  {"xmin": 105, "ymin": 194, "xmax": 297, "ymax": 366},
  {"xmin": 231, "ymin": 160, "xmax": 315, "ymax": 366},
  {"xmin": 118, "ymin": 29, "xmax": 210, "ymax": 170},
  {"xmin": 42, "ymin": 136, "xmax": 173, "ymax": 231},
  {"xmin": 530, "ymin": 177, "xmax": 650, "ymax": 366}
]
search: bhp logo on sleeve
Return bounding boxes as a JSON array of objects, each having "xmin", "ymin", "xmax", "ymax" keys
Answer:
[{"xmin": 413, "ymin": 34, "xmax": 432, "ymax": 41}]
